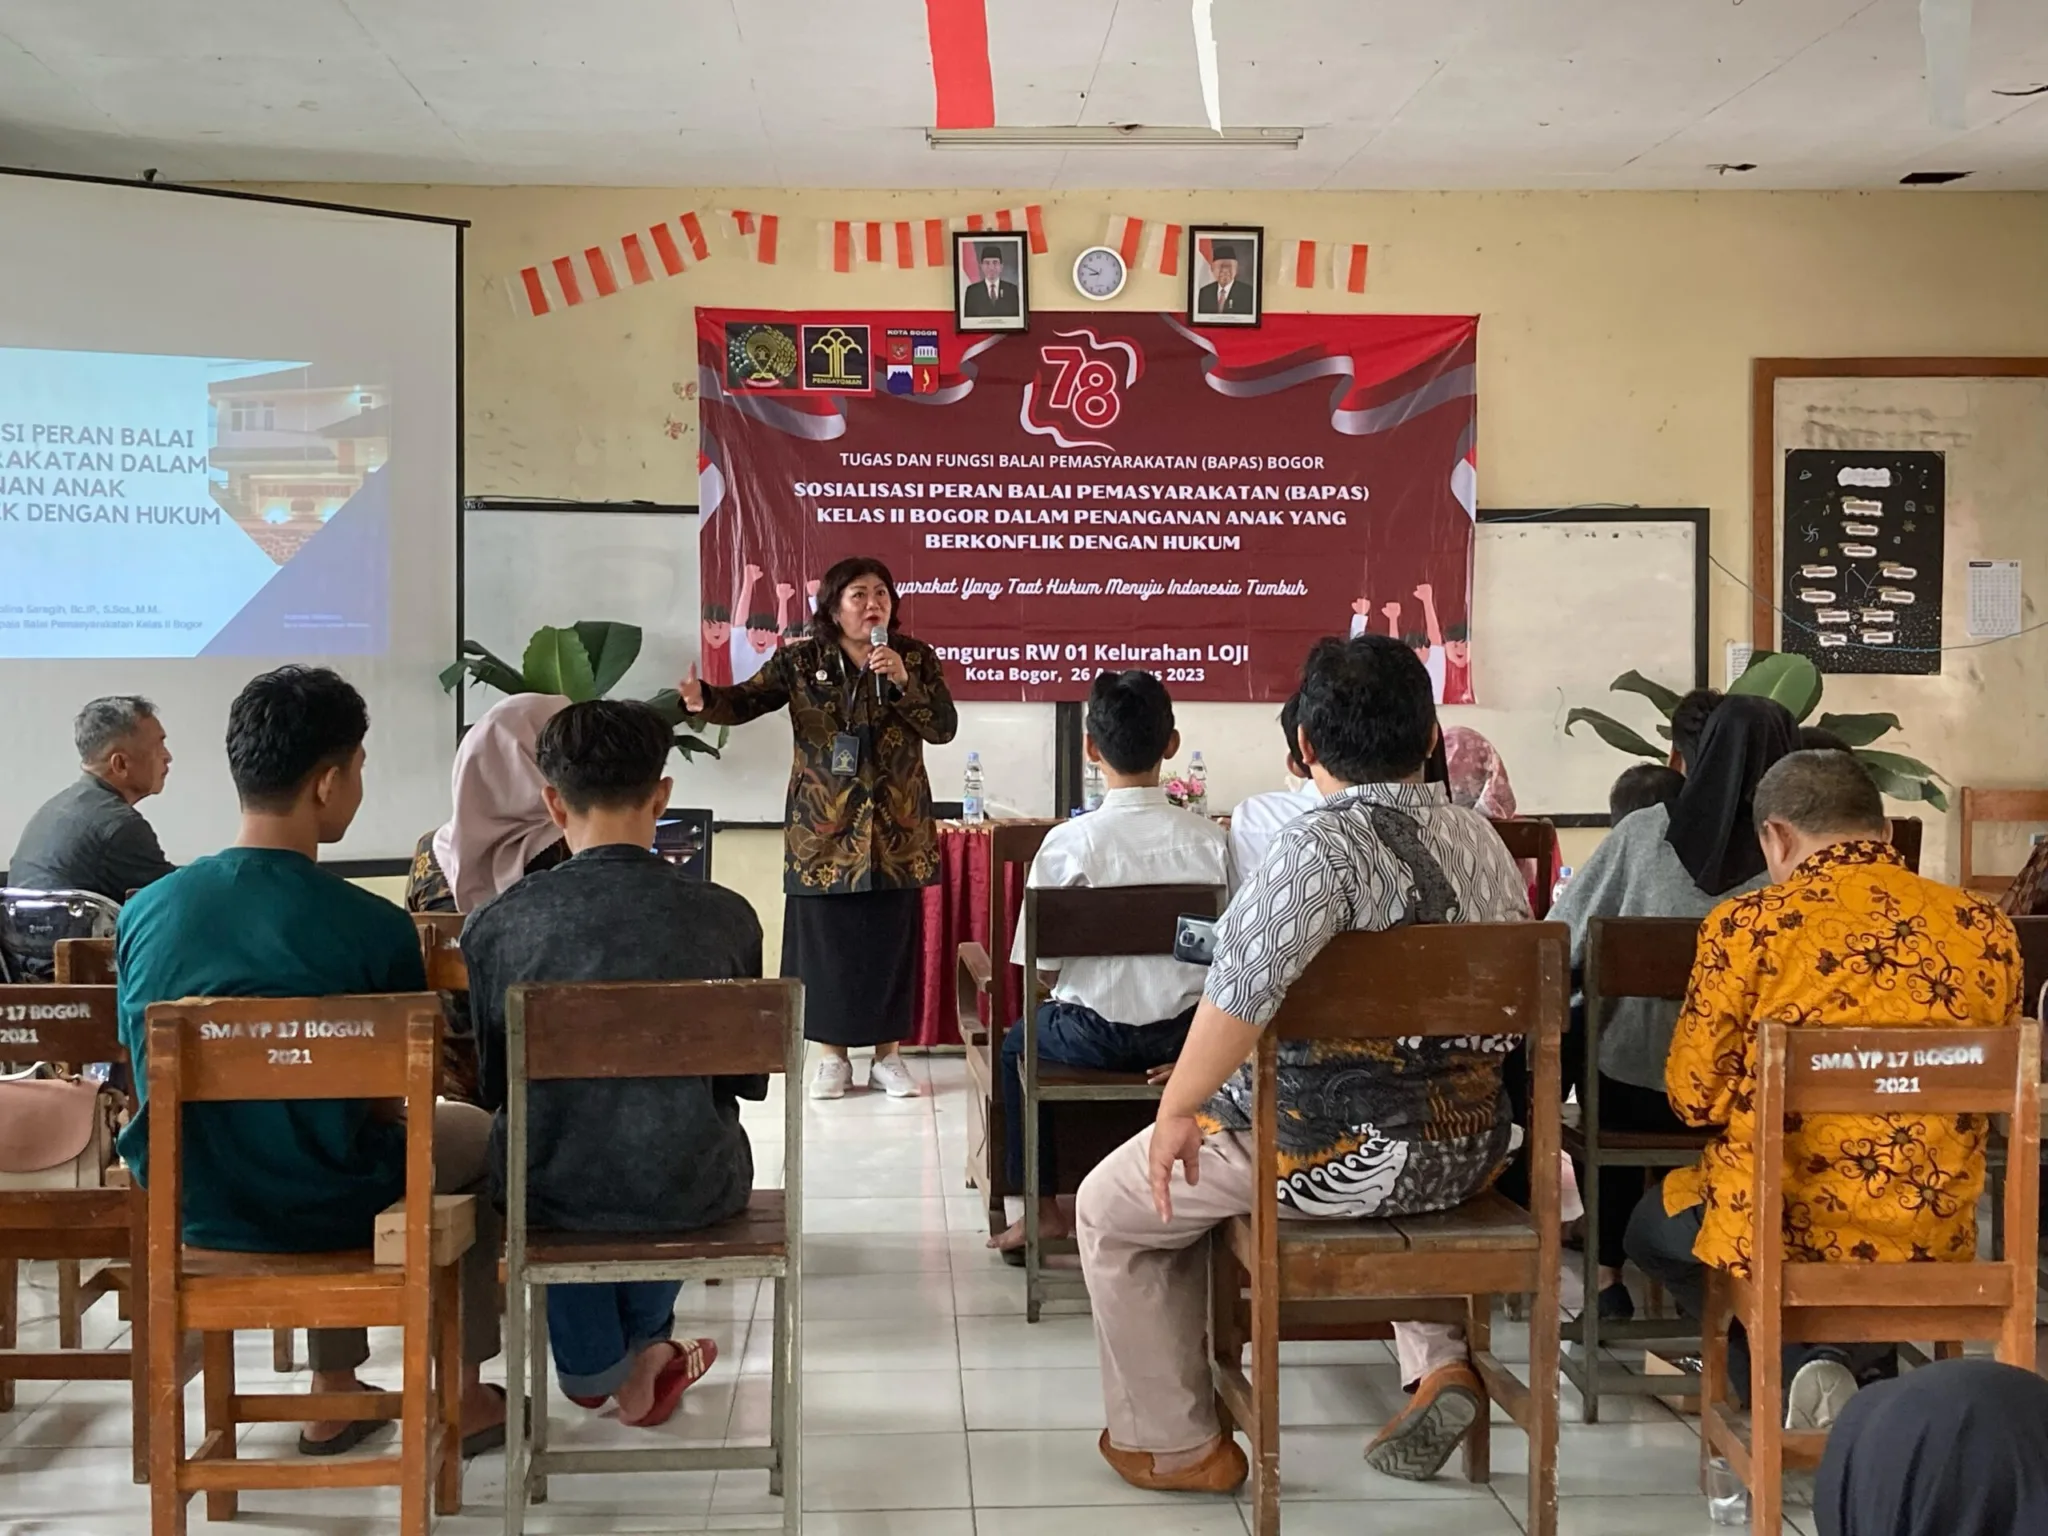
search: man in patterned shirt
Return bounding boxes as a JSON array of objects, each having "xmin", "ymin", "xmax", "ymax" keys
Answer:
[
  {"xmin": 1075, "ymin": 635, "xmax": 1531, "ymax": 1494},
  {"xmin": 1625, "ymin": 749, "xmax": 2020, "ymax": 1431}
]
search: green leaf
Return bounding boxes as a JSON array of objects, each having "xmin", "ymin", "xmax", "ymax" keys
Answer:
[
  {"xmin": 1814, "ymin": 711, "xmax": 1901, "ymax": 749},
  {"xmin": 671, "ymin": 732, "xmax": 723, "ymax": 761},
  {"xmin": 1852, "ymin": 748, "xmax": 1949, "ymax": 811},
  {"xmin": 644, "ymin": 688, "xmax": 688, "ymax": 727},
  {"xmin": 1727, "ymin": 651, "xmax": 1823, "ymax": 721},
  {"xmin": 522, "ymin": 627, "xmax": 598, "ymax": 701},
  {"xmin": 1608, "ymin": 670, "xmax": 1683, "ymax": 719},
  {"xmin": 571, "ymin": 621, "xmax": 642, "ymax": 697},
  {"xmin": 1564, "ymin": 708, "xmax": 1666, "ymax": 761},
  {"xmin": 440, "ymin": 641, "xmax": 528, "ymax": 696}
]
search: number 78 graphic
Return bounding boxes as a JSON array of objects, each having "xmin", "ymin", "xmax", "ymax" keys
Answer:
[{"xmin": 1039, "ymin": 345, "xmax": 1122, "ymax": 430}]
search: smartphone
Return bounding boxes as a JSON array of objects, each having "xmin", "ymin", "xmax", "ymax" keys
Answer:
[{"xmin": 1174, "ymin": 914, "xmax": 1219, "ymax": 966}]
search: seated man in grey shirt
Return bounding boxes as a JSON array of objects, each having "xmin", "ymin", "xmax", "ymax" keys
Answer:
[
  {"xmin": 462, "ymin": 698, "xmax": 765, "ymax": 1427},
  {"xmin": 9, "ymin": 695, "xmax": 176, "ymax": 901}
]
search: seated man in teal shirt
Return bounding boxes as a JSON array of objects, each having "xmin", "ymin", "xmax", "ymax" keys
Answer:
[{"xmin": 117, "ymin": 665, "xmax": 506, "ymax": 1455}]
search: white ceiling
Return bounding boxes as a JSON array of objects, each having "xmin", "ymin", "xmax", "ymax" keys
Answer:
[{"xmin": 3, "ymin": 0, "xmax": 2047, "ymax": 189}]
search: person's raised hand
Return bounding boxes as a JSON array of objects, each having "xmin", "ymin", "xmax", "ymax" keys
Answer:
[
  {"xmin": 776, "ymin": 582, "xmax": 796, "ymax": 602},
  {"xmin": 744, "ymin": 562, "xmax": 764, "ymax": 583},
  {"xmin": 1147, "ymin": 1113, "xmax": 1205, "ymax": 1224},
  {"xmin": 868, "ymin": 643, "xmax": 909, "ymax": 686},
  {"xmin": 1414, "ymin": 582, "xmax": 1434, "ymax": 604},
  {"xmin": 1381, "ymin": 602, "xmax": 1401, "ymax": 624},
  {"xmin": 1351, "ymin": 596, "xmax": 1372, "ymax": 617},
  {"xmin": 680, "ymin": 663, "xmax": 704, "ymax": 714}
]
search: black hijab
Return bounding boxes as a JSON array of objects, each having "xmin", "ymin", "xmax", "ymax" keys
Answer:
[
  {"xmin": 1662, "ymin": 693, "xmax": 1798, "ymax": 894},
  {"xmin": 1816, "ymin": 1359, "xmax": 2048, "ymax": 1536}
]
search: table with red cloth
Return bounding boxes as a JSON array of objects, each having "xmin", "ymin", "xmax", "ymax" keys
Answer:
[
  {"xmin": 905, "ymin": 814, "xmax": 1560, "ymax": 1047},
  {"xmin": 910, "ymin": 821, "xmax": 1027, "ymax": 1048}
]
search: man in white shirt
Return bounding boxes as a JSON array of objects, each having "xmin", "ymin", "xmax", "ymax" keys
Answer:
[
  {"xmin": 1228, "ymin": 692, "xmax": 1322, "ymax": 881},
  {"xmin": 990, "ymin": 671, "xmax": 1232, "ymax": 1257}
]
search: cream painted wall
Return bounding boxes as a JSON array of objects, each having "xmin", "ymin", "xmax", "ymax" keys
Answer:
[{"xmin": 271, "ymin": 184, "xmax": 2048, "ymax": 911}]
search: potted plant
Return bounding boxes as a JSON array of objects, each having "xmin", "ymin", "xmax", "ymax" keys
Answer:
[
  {"xmin": 1564, "ymin": 650, "xmax": 1946, "ymax": 810},
  {"xmin": 440, "ymin": 621, "xmax": 725, "ymax": 760}
]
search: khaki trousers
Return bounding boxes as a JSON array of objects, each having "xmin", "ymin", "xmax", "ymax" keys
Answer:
[
  {"xmin": 1076, "ymin": 1125, "xmax": 1466, "ymax": 1454},
  {"xmin": 306, "ymin": 1101, "xmax": 501, "ymax": 1373}
]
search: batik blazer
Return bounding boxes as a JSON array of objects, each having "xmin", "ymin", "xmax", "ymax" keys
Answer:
[{"xmin": 696, "ymin": 634, "xmax": 958, "ymax": 895}]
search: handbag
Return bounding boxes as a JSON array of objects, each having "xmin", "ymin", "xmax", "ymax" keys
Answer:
[{"xmin": 0, "ymin": 1072, "xmax": 122, "ymax": 1191}]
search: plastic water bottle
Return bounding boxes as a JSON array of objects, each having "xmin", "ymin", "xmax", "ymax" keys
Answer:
[
  {"xmin": 1083, "ymin": 758, "xmax": 1105, "ymax": 812},
  {"xmin": 1704, "ymin": 1457, "xmax": 1749, "ymax": 1525},
  {"xmin": 962, "ymin": 752, "xmax": 985, "ymax": 824},
  {"xmin": 1188, "ymin": 751, "xmax": 1209, "ymax": 816},
  {"xmin": 1550, "ymin": 865, "xmax": 1574, "ymax": 908}
]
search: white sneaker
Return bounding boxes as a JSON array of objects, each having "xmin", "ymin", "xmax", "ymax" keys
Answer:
[
  {"xmin": 809, "ymin": 1057, "xmax": 854, "ymax": 1099},
  {"xmin": 1784, "ymin": 1355, "xmax": 1858, "ymax": 1432},
  {"xmin": 867, "ymin": 1054, "xmax": 922, "ymax": 1098}
]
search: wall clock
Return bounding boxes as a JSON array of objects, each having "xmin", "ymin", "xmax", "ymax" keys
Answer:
[{"xmin": 1072, "ymin": 245, "xmax": 1127, "ymax": 301}]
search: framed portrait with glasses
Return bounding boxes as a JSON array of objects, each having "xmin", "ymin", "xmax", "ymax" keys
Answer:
[{"xmin": 1186, "ymin": 226, "xmax": 1263, "ymax": 328}]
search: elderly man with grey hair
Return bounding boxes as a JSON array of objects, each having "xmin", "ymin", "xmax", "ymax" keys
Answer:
[
  {"xmin": 1624, "ymin": 749, "xmax": 2020, "ymax": 1435},
  {"xmin": 9, "ymin": 695, "xmax": 176, "ymax": 901}
]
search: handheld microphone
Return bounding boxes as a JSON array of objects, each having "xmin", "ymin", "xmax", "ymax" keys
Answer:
[{"xmin": 869, "ymin": 624, "xmax": 889, "ymax": 702}]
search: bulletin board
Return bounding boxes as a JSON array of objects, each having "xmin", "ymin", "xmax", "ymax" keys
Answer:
[{"xmin": 1754, "ymin": 361, "xmax": 2048, "ymax": 880}]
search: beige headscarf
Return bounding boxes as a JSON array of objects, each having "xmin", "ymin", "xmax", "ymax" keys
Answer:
[{"xmin": 431, "ymin": 693, "xmax": 571, "ymax": 912}]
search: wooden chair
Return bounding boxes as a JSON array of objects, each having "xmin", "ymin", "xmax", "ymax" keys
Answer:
[
  {"xmin": 1560, "ymin": 915, "xmax": 1712, "ymax": 1421},
  {"xmin": 503, "ymin": 978, "xmax": 802, "ymax": 1534},
  {"xmin": 957, "ymin": 820, "xmax": 1057, "ymax": 1229},
  {"xmin": 49, "ymin": 939, "xmax": 298, "ymax": 1376},
  {"xmin": 1490, "ymin": 817, "xmax": 1562, "ymax": 917},
  {"xmin": 1959, "ymin": 787, "xmax": 2048, "ymax": 894},
  {"xmin": 1700, "ymin": 1017, "xmax": 2040, "ymax": 1535},
  {"xmin": 144, "ymin": 994, "xmax": 473, "ymax": 1535},
  {"xmin": 0, "ymin": 982, "xmax": 151, "ymax": 1479},
  {"xmin": 1209, "ymin": 922, "xmax": 1565, "ymax": 1536},
  {"xmin": 414, "ymin": 913, "xmax": 469, "ymax": 993},
  {"xmin": 1017, "ymin": 882, "xmax": 1227, "ymax": 1321},
  {"xmin": 1887, "ymin": 816, "xmax": 1923, "ymax": 874}
]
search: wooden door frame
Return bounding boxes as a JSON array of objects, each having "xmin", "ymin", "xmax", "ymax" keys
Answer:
[{"xmin": 1749, "ymin": 357, "xmax": 2048, "ymax": 649}]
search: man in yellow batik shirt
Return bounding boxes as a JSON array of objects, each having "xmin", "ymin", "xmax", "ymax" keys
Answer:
[{"xmin": 1623, "ymin": 750, "xmax": 2020, "ymax": 1432}]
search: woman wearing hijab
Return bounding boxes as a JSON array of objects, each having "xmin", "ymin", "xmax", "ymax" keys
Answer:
[
  {"xmin": 1816, "ymin": 1358, "xmax": 2048, "ymax": 1535},
  {"xmin": 1549, "ymin": 693, "xmax": 1800, "ymax": 1317},
  {"xmin": 1442, "ymin": 726, "xmax": 1517, "ymax": 819},
  {"xmin": 406, "ymin": 693, "xmax": 573, "ymax": 1101},
  {"xmin": 407, "ymin": 693, "xmax": 574, "ymax": 915}
]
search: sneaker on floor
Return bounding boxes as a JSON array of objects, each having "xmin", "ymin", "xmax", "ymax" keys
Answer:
[
  {"xmin": 867, "ymin": 1053, "xmax": 922, "ymax": 1097},
  {"xmin": 1785, "ymin": 1354, "xmax": 1859, "ymax": 1432},
  {"xmin": 809, "ymin": 1056, "xmax": 855, "ymax": 1099},
  {"xmin": 1365, "ymin": 1362, "xmax": 1484, "ymax": 1482}
]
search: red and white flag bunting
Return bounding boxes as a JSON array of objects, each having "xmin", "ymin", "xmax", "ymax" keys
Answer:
[
  {"xmin": 508, "ymin": 210, "xmax": 713, "ymax": 318},
  {"xmin": 1277, "ymin": 239, "xmax": 1371, "ymax": 294},
  {"xmin": 820, "ymin": 218, "xmax": 953, "ymax": 273},
  {"xmin": 1103, "ymin": 215, "xmax": 1184, "ymax": 277},
  {"xmin": 949, "ymin": 204, "xmax": 1049, "ymax": 255},
  {"xmin": 722, "ymin": 209, "xmax": 782, "ymax": 264}
]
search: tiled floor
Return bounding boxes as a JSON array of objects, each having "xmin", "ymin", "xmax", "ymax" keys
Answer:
[{"xmin": 0, "ymin": 1053, "xmax": 1818, "ymax": 1533}]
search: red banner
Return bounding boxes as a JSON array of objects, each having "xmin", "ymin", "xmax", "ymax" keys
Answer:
[{"xmin": 697, "ymin": 309, "xmax": 1478, "ymax": 702}]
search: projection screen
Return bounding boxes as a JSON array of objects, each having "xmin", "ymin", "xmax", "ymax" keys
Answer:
[{"xmin": 0, "ymin": 171, "xmax": 459, "ymax": 864}]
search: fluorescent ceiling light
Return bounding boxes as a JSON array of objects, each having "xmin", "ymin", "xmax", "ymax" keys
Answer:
[{"xmin": 928, "ymin": 126, "xmax": 1302, "ymax": 151}]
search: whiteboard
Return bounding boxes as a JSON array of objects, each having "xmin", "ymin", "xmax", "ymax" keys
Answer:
[
  {"xmin": 1165, "ymin": 513, "xmax": 1704, "ymax": 822},
  {"xmin": 460, "ymin": 505, "xmax": 1056, "ymax": 821}
]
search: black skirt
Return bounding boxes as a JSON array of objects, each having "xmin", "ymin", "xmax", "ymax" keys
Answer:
[{"xmin": 781, "ymin": 888, "xmax": 921, "ymax": 1047}]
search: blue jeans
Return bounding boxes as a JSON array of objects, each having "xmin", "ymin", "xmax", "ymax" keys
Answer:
[
  {"xmin": 545, "ymin": 1281, "xmax": 682, "ymax": 1399},
  {"xmin": 1001, "ymin": 1002, "xmax": 1193, "ymax": 1192}
]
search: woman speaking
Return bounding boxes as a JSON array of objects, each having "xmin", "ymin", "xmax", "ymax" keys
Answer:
[{"xmin": 682, "ymin": 556, "xmax": 958, "ymax": 1101}]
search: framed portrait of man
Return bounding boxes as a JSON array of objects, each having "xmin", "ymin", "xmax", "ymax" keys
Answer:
[
  {"xmin": 1187, "ymin": 226, "xmax": 1263, "ymax": 328},
  {"xmin": 953, "ymin": 230, "xmax": 1029, "ymax": 333}
]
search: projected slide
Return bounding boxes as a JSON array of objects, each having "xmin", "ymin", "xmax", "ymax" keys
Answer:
[{"xmin": 0, "ymin": 347, "xmax": 390, "ymax": 657}]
